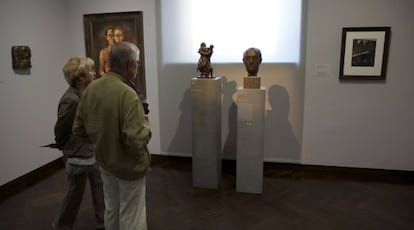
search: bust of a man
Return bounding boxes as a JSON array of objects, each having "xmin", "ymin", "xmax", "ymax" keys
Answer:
[{"xmin": 242, "ymin": 47, "xmax": 262, "ymax": 76}]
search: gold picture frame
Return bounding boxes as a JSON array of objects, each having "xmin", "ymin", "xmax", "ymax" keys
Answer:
[{"xmin": 83, "ymin": 11, "xmax": 146, "ymax": 98}]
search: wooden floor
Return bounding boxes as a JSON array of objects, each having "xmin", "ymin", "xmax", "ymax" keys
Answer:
[{"xmin": 0, "ymin": 155, "xmax": 413, "ymax": 230}]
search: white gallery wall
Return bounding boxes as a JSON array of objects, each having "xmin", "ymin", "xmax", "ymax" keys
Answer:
[
  {"xmin": 158, "ymin": 1, "xmax": 307, "ymax": 164},
  {"xmin": 0, "ymin": 0, "xmax": 161, "ymax": 186},
  {"xmin": 1, "ymin": 0, "xmax": 413, "ymax": 187},
  {"xmin": 303, "ymin": 0, "xmax": 414, "ymax": 171},
  {"xmin": 0, "ymin": 0, "xmax": 70, "ymax": 186},
  {"xmin": 65, "ymin": 0, "xmax": 161, "ymax": 161}
]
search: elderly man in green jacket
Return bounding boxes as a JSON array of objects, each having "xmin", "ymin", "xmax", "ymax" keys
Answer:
[{"xmin": 73, "ymin": 41, "xmax": 151, "ymax": 230}]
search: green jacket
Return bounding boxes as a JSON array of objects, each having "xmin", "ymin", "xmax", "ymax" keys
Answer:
[{"xmin": 73, "ymin": 72, "xmax": 151, "ymax": 180}]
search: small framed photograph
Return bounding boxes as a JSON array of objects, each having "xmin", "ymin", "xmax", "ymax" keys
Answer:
[
  {"xmin": 83, "ymin": 11, "xmax": 146, "ymax": 99},
  {"xmin": 339, "ymin": 27, "xmax": 391, "ymax": 80}
]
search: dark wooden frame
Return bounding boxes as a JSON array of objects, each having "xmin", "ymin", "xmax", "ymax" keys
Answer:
[
  {"xmin": 339, "ymin": 27, "xmax": 391, "ymax": 80},
  {"xmin": 83, "ymin": 11, "xmax": 146, "ymax": 98}
]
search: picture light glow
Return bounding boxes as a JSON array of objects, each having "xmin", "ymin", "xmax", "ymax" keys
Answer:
[{"xmin": 161, "ymin": 0, "xmax": 302, "ymax": 63}]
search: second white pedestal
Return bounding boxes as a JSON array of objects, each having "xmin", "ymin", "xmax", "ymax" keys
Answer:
[{"xmin": 236, "ymin": 87, "xmax": 265, "ymax": 193}]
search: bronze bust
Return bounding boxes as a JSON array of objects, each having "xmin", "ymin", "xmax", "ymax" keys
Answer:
[{"xmin": 243, "ymin": 47, "xmax": 262, "ymax": 76}]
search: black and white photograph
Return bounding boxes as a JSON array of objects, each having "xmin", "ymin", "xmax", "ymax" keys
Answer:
[{"xmin": 340, "ymin": 27, "xmax": 391, "ymax": 80}]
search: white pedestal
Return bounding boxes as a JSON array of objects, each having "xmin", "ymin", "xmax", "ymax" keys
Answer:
[
  {"xmin": 236, "ymin": 87, "xmax": 265, "ymax": 193},
  {"xmin": 191, "ymin": 77, "xmax": 222, "ymax": 189}
]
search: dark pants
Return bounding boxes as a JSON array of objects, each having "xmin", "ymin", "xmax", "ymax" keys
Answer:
[{"xmin": 54, "ymin": 163, "xmax": 105, "ymax": 229}]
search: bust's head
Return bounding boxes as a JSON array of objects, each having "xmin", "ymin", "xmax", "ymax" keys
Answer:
[{"xmin": 242, "ymin": 48, "xmax": 262, "ymax": 76}]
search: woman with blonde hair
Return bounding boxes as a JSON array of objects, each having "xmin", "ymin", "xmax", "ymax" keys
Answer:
[{"xmin": 52, "ymin": 57, "xmax": 105, "ymax": 230}]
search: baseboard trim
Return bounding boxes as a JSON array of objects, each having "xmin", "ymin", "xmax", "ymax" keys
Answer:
[
  {"xmin": 0, "ymin": 157, "xmax": 64, "ymax": 203},
  {"xmin": 151, "ymin": 154, "xmax": 414, "ymax": 184}
]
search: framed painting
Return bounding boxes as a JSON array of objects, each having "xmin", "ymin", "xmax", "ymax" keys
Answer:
[
  {"xmin": 84, "ymin": 11, "xmax": 146, "ymax": 99},
  {"xmin": 339, "ymin": 27, "xmax": 391, "ymax": 80}
]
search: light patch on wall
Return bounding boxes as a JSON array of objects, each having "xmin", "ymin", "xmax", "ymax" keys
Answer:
[{"xmin": 161, "ymin": 0, "xmax": 302, "ymax": 64}]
